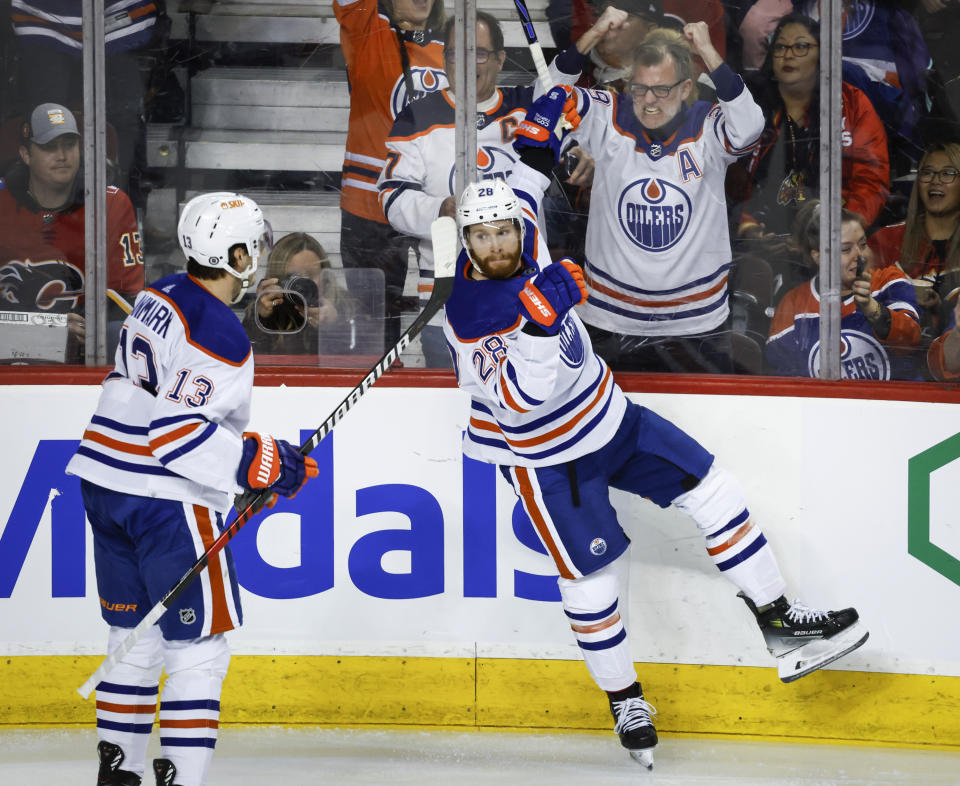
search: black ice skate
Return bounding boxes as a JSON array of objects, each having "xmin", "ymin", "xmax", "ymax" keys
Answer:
[
  {"xmin": 608, "ymin": 682, "xmax": 658, "ymax": 769},
  {"xmin": 739, "ymin": 592, "xmax": 869, "ymax": 683},
  {"xmin": 97, "ymin": 741, "xmax": 141, "ymax": 786},
  {"xmin": 152, "ymin": 757, "xmax": 182, "ymax": 786}
]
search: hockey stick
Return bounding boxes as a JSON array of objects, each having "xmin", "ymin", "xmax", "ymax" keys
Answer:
[
  {"xmin": 78, "ymin": 217, "xmax": 460, "ymax": 700},
  {"xmin": 512, "ymin": 0, "xmax": 552, "ymax": 93},
  {"xmin": 512, "ymin": 0, "xmax": 575, "ymax": 139}
]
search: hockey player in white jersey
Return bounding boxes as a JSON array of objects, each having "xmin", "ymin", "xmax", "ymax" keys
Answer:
[
  {"xmin": 446, "ymin": 86, "xmax": 868, "ymax": 769},
  {"xmin": 67, "ymin": 193, "xmax": 318, "ymax": 786},
  {"xmin": 563, "ymin": 21, "xmax": 763, "ymax": 372}
]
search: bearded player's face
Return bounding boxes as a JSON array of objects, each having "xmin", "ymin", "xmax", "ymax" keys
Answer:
[{"xmin": 465, "ymin": 220, "xmax": 522, "ymax": 279}]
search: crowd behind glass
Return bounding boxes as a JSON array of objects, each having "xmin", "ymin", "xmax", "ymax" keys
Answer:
[{"xmin": 2, "ymin": 0, "xmax": 959, "ymax": 381}]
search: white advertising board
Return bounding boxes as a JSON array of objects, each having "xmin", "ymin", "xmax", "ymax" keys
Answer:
[{"xmin": 1, "ymin": 384, "xmax": 959, "ymax": 676}]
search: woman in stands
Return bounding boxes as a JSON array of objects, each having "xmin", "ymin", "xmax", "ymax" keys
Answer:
[
  {"xmin": 243, "ymin": 232, "xmax": 363, "ymax": 358},
  {"xmin": 765, "ymin": 200, "xmax": 921, "ymax": 380},
  {"xmin": 731, "ymin": 14, "xmax": 890, "ymax": 240},
  {"xmin": 334, "ymin": 0, "xmax": 447, "ymax": 350},
  {"xmin": 868, "ymin": 141, "xmax": 960, "ymax": 346}
]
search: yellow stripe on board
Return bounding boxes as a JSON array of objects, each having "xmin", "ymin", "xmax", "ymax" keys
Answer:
[{"xmin": 3, "ymin": 656, "xmax": 958, "ymax": 748}]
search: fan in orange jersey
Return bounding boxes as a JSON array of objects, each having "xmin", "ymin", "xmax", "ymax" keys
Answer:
[{"xmin": 335, "ymin": 0, "xmax": 447, "ymax": 348}]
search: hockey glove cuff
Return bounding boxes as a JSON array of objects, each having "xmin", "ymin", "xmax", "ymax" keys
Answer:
[
  {"xmin": 513, "ymin": 85, "xmax": 580, "ymax": 163},
  {"xmin": 237, "ymin": 432, "xmax": 319, "ymax": 499},
  {"xmin": 518, "ymin": 258, "xmax": 588, "ymax": 334}
]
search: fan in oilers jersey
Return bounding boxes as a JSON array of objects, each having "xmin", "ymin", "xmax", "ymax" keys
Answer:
[
  {"xmin": 66, "ymin": 193, "xmax": 319, "ymax": 786},
  {"xmin": 766, "ymin": 200, "xmax": 921, "ymax": 380},
  {"xmin": 559, "ymin": 22, "xmax": 763, "ymax": 372},
  {"xmin": 376, "ymin": 8, "xmax": 623, "ymax": 366},
  {"xmin": 446, "ymin": 84, "xmax": 868, "ymax": 770}
]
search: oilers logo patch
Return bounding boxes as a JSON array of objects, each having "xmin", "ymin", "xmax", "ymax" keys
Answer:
[
  {"xmin": 559, "ymin": 318, "xmax": 585, "ymax": 369},
  {"xmin": 807, "ymin": 330, "xmax": 890, "ymax": 380},
  {"xmin": 390, "ymin": 68, "xmax": 448, "ymax": 118},
  {"xmin": 589, "ymin": 538, "xmax": 607, "ymax": 556},
  {"xmin": 447, "ymin": 145, "xmax": 517, "ymax": 194},
  {"xmin": 618, "ymin": 178, "xmax": 691, "ymax": 252}
]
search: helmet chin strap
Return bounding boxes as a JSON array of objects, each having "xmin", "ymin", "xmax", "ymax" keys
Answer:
[{"xmin": 224, "ymin": 254, "xmax": 258, "ymax": 305}]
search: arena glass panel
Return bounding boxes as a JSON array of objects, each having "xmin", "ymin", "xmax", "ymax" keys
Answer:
[{"xmin": 6, "ymin": 1, "xmax": 959, "ymax": 383}]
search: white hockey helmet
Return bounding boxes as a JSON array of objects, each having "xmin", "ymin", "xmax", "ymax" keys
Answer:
[
  {"xmin": 177, "ymin": 192, "xmax": 266, "ymax": 302},
  {"xmin": 457, "ymin": 179, "xmax": 525, "ymax": 270}
]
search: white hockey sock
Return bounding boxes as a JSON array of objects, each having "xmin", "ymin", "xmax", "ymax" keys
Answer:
[
  {"xmin": 96, "ymin": 625, "xmax": 163, "ymax": 777},
  {"xmin": 558, "ymin": 559, "xmax": 637, "ymax": 692},
  {"xmin": 672, "ymin": 465, "xmax": 787, "ymax": 606},
  {"xmin": 159, "ymin": 634, "xmax": 230, "ymax": 786}
]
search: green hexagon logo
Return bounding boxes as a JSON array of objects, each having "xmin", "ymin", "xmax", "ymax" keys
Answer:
[{"xmin": 908, "ymin": 432, "xmax": 960, "ymax": 587}]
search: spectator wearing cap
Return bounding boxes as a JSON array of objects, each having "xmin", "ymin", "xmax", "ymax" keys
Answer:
[
  {"xmin": 0, "ymin": 103, "xmax": 143, "ymax": 361},
  {"xmin": 11, "ymin": 0, "xmax": 163, "ymax": 200}
]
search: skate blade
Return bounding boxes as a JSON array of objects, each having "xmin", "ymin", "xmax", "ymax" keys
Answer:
[
  {"xmin": 778, "ymin": 622, "xmax": 869, "ymax": 683},
  {"xmin": 628, "ymin": 747, "xmax": 655, "ymax": 770}
]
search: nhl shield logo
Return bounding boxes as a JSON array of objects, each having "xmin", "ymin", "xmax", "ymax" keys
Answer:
[
  {"xmin": 179, "ymin": 608, "xmax": 197, "ymax": 625},
  {"xmin": 589, "ymin": 538, "xmax": 607, "ymax": 556}
]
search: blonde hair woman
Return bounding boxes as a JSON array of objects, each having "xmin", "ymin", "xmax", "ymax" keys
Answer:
[{"xmin": 242, "ymin": 232, "xmax": 360, "ymax": 356}]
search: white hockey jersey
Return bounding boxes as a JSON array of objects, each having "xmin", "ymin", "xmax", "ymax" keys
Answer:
[
  {"xmin": 443, "ymin": 163, "xmax": 627, "ymax": 467},
  {"xmin": 569, "ymin": 64, "xmax": 763, "ymax": 336},
  {"xmin": 66, "ymin": 273, "xmax": 253, "ymax": 511}
]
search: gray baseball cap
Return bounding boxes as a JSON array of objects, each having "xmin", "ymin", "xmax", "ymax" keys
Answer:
[{"xmin": 24, "ymin": 103, "xmax": 80, "ymax": 145}]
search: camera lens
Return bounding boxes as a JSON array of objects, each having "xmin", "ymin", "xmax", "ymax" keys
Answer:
[{"xmin": 281, "ymin": 274, "xmax": 320, "ymax": 308}]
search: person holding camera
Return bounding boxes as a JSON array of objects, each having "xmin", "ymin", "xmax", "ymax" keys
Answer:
[
  {"xmin": 242, "ymin": 233, "xmax": 363, "ymax": 357},
  {"xmin": 765, "ymin": 200, "xmax": 921, "ymax": 379}
]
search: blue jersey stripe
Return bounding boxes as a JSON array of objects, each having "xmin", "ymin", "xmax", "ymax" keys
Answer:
[
  {"xmin": 97, "ymin": 719, "xmax": 155, "ymax": 734},
  {"xmin": 150, "ymin": 413, "xmax": 209, "ymax": 430},
  {"xmin": 157, "ymin": 422, "xmax": 218, "ymax": 466},
  {"xmin": 75, "ymin": 446, "xmax": 176, "ymax": 477},
  {"xmin": 469, "ymin": 381, "xmax": 613, "ymax": 460},
  {"xmin": 709, "ymin": 509, "xmax": 750, "ymax": 540},
  {"xmin": 514, "ymin": 387, "xmax": 614, "ymax": 461},
  {"xmin": 96, "ymin": 681, "xmax": 159, "ymax": 696},
  {"xmin": 504, "ymin": 361, "xmax": 544, "ymax": 408},
  {"xmin": 159, "ymin": 737, "xmax": 217, "ymax": 748},
  {"xmin": 577, "ymin": 628, "xmax": 627, "ymax": 651},
  {"xmin": 716, "ymin": 533, "xmax": 767, "ymax": 572},
  {"xmin": 565, "ymin": 600, "xmax": 618, "ymax": 621},
  {"xmin": 90, "ymin": 415, "xmax": 149, "ymax": 435},
  {"xmin": 472, "ymin": 362, "xmax": 603, "ymax": 435},
  {"xmin": 585, "ymin": 259, "xmax": 730, "ymax": 296},
  {"xmin": 586, "ymin": 291, "xmax": 728, "ymax": 322},
  {"xmin": 161, "ymin": 699, "xmax": 221, "ymax": 711}
]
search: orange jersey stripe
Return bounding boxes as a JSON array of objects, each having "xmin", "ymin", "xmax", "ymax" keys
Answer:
[
  {"xmin": 496, "ymin": 366, "xmax": 612, "ymax": 448},
  {"xmin": 159, "ymin": 718, "xmax": 220, "ymax": 729},
  {"xmin": 706, "ymin": 521, "xmax": 754, "ymax": 556},
  {"xmin": 194, "ymin": 506, "xmax": 233, "ymax": 635},
  {"xmin": 96, "ymin": 701, "xmax": 157, "ymax": 714},
  {"xmin": 83, "ymin": 429, "xmax": 153, "ymax": 456},
  {"xmin": 515, "ymin": 467, "xmax": 575, "ymax": 580},
  {"xmin": 148, "ymin": 421, "xmax": 202, "ymax": 451},
  {"xmin": 570, "ymin": 612, "xmax": 621, "ymax": 634},
  {"xmin": 585, "ymin": 271, "xmax": 728, "ymax": 308},
  {"xmin": 499, "ymin": 358, "xmax": 532, "ymax": 414}
]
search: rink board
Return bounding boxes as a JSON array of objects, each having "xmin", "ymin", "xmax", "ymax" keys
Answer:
[{"xmin": 2, "ymin": 379, "xmax": 960, "ymax": 744}]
